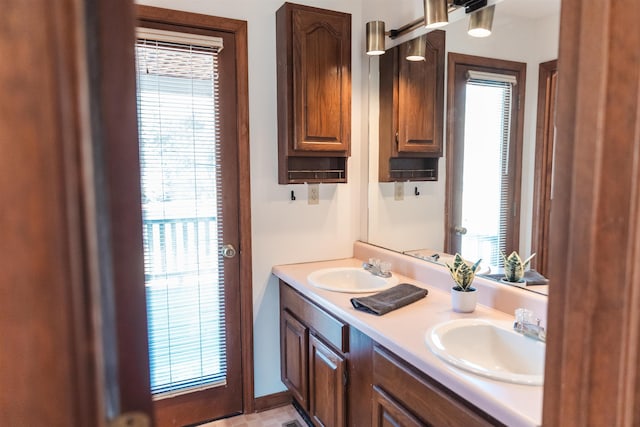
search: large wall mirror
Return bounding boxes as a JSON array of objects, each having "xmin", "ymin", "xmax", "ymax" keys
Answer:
[{"xmin": 366, "ymin": 0, "xmax": 560, "ymax": 295}]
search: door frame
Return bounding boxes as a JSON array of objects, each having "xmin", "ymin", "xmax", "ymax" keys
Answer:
[
  {"xmin": 444, "ymin": 53, "xmax": 527, "ymax": 257},
  {"xmin": 531, "ymin": 60, "xmax": 558, "ymax": 277},
  {"xmin": 135, "ymin": 5, "xmax": 255, "ymax": 422},
  {"xmin": 543, "ymin": 0, "xmax": 640, "ymax": 424}
]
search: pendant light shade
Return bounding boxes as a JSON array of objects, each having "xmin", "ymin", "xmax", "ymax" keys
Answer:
[
  {"xmin": 468, "ymin": 5, "xmax": 495, "ymax": 37},
  {"xmin": 366, "ymin": 21, "xmax": 386, "ymax": 55},
  {"xmin": 424, "ymin": 0, "xmax": 448, "ymax": 29},
  {"xmin": 406, "ymin": 35, "xmax": 427, "ymax": 61}
]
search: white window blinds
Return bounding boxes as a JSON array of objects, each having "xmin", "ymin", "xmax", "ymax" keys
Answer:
[
  {"xmin": 135, "ymin": 33, "xmax": 226, "ymax": 396},
  {"xmin": 460, "ymin": 75, "xmax": 514, "ymax": 267}
]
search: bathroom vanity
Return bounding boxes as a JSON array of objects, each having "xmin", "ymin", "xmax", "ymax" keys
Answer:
[{"xmin": 272, "ymin": 243, "xmax": 545, "ymax": 427}]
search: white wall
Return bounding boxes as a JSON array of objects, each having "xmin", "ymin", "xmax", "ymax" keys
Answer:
[
  {"xmin": 136, "ymin": 0, "xmax": 368, "ymax": 397},
  {"xmin": 367, "ymin": 4, "xmax": 560, "ymax": 257}
]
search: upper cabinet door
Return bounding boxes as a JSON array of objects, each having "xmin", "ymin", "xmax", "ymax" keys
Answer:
[
  {"xmin": 292, "ymin": 8, "xmax": 351, "ymax": 152},
  {"xmin": 278, "ymin": 3, "xmax": 351, "ymax": 154},
  {"xmin": 397, "ymin": 30, "xmax": 445, "ymax": 155}
]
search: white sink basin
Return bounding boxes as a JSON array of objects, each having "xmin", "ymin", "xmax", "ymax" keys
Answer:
[
  {"xmin": 307, "ymin": 267, "xmax": 398, "ymax": 293},
  {"xmin": 425, "ymin": 319, "xmax": 545, "ymax": 385}
]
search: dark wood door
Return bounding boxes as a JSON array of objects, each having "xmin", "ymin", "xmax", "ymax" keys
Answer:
[
  {"xmin": 136, "ymin": 7, "xmax": 253, "ymax": 426},
  {"xmin": 308, "ymin": 334, "xmax": 346, "ymax": 427},
  {"xmin": 291, "ymin": 4, "xmax": 351, "ymax": 153},
  {"xmin": 0, "ymin": 0, "xmax": 154, "ymax": 425},
  {"xmin": 281, "ymin": 310, "xmax": 309, "ymax": 409},
  {"xmin": 372, "ymin": 386, "xmax": 424, "ymax": 427},
  {"xmin": 397, "ymin": 30, "xmax": 445, "ymax": 155}
]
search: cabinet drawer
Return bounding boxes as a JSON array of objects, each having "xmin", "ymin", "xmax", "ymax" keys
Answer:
[
  {"xmin": 280, "ymin": 280, "xmax": 348, "ymax": 352},
  {"xmin": 373, "ymin": 346, "xmax": 504, "ymax": 427}
]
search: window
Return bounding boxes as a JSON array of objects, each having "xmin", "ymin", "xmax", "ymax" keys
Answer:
[{"xmin": 135, "ymin": 29, "xmax": 226, "ymax": 396}]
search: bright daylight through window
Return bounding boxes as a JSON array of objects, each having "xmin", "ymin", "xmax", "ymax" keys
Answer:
[
  {"xmin": 460, "ymin": 77, "xmax": 513, "ymax": 267},
  {"xmin": 135, "ymin": 33, "xmax": 227, "ymax": 395}
]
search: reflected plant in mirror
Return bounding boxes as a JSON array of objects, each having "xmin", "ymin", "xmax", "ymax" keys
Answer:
[{"xmin": 501, "ymin": 251, "xmax": 535, "ymax": 283}]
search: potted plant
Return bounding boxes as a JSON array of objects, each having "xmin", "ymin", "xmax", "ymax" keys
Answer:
[
  {"xmin": 446, "ymin": 254, "xmax": 482, "ymax": 313},
  {"xmin": 501, "ymin": 251, "xmax": 536, "ymax": 287}
]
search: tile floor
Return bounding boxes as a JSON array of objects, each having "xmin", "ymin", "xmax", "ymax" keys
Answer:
[{"xmin": 201, "ymin": 405, "xmax": 306, "ymax": 427}]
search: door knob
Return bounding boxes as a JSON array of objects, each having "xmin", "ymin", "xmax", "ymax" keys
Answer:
[
  {"xmin": 221, "ymin": 244, "xmax": 237, "ymax": 259},
  {"xmin": 454, "ymin": 226, "xmax": 468, "ymax": 235}
]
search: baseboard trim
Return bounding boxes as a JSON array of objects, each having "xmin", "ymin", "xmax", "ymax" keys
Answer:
[{"xmin": 254, "ymin": 391, "xmax": 292, "ymax": 412}]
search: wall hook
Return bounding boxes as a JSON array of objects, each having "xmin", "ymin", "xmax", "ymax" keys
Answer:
[
  {"xmin": 290, "ymin": 190, "xmax": 296, "ymax": 201},
  {"xmin": 414, "ymin": 186, "xmax": 420, "ymax": 196}
]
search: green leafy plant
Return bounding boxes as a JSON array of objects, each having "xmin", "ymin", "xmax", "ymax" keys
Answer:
[
  {"xmin": 446, "ymin": 254, "xmax": 482, "ymax": 292},
  {"xmin": 501, "ymin": 251, "xmax": 536, "ymax": 282}
]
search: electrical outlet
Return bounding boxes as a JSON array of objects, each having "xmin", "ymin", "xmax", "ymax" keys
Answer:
[
  {"xmin": 308, "ymin": 183, "xmax": 319, "ymax": 205},
  {"xmin": 394, "ymin": 181, "xmax": 404, "ymax": 201}
]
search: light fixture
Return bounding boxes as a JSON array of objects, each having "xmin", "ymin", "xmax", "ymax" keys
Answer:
[
  {"xmin": 468, "ymin": 5, "xmax": 495, "ymax": 38},
  {"xmin": 424, "ymin": 0, "xmax": 448, "ymax": 29},
  {"xmin": 366, "ymin": 21, "xmax": 386, "ymax": 55},
  {"xmin": 405, "ymin": 35, "xmax": 427, "ymax": 61}
]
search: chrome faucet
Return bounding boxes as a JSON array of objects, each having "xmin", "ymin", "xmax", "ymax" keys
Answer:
[
  {"xmin": 513, "ymin": 308, "xmax": 546, "ymax": 343},
  {"xmin": 362, "ymin": 258, "xmax": 392, "ymax": 278}
]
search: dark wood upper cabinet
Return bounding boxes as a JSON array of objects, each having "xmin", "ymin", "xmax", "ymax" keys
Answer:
[
  {"xmin": 379, "ymin": 30, "xmax": 445, "ymax": 182},
  {"xmin": 276, "ymin": 2, "xmax": 352, "ymax": 184}
]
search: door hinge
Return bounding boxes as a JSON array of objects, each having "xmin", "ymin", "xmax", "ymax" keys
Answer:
[
  {"xmin": 343, "ymin": 371, "xmax": 348, "ymax": 387},
  {"xmin": 109, "ymin": 412, "xmax": 151, "ymax": 427}
]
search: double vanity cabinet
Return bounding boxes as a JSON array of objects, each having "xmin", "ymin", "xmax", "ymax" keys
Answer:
[{"xmin": 279, "ymin": 280, "xmax": 503, "ymax": 426}]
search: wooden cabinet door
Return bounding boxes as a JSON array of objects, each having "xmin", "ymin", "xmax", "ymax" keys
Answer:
[
  {"xmin": 309, "ymin": 334, "xmax": 346, "ymax": 427},
  {"xmin": 281, "ymin": 310, "xmax": 309, "ymax": 409},
  {"xmin": 372, "ymin": 386, "xmax": 425, "ymax": 427},
  {"xmin": 291, "ymin": 6, "xmax": 351, "ymax": 152},
  {"xmin": 397, "ymin": 30, "xmax": 444, "ymax": 155}
]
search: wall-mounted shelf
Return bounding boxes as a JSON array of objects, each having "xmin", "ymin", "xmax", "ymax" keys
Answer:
[
  {"xmin": 285, "ymin": 157, "xmax": 347, "ymax": 183},
  {"xmin": 389, "ymin": 157, "xmax": 438, "ymax": 181}
]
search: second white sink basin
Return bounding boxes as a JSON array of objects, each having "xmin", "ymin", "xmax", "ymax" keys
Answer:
[
  {"xmin": 425, "ymin": 319, "xmax": 545, "ymax": 385},
  {"xmin": 307, "ymin": 267, "xmax": 398, "ymax": 293}
]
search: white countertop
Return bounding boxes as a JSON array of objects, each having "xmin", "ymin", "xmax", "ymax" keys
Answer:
[{"xmin": 272, "ymin": 256, "xmax": 543, "ymax": 427}]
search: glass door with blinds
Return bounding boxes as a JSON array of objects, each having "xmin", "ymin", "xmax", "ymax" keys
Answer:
[
  {"xmin": 447, "ymin": 57, "xmax": 524, "ymax": 269},
  {"xmin": 135, "ymin": 26, "xmax": 243, "ymax": 424}
]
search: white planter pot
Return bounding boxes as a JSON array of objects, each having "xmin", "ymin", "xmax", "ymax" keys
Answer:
[{"xmin": 451, "ymin": 287, "xmax": 477, "ymax": 313}]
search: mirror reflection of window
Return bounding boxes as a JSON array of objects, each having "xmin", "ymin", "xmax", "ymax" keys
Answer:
[
  {"xmin": 461, "ymin": 74, "xmax": 516, "ymax": 267},
  {"xmin": 445, "ymin": 54, "xmax": 526, "ymax": 269}
]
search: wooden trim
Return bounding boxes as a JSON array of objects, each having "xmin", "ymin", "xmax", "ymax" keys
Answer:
[
  {"xmin": 543, "ymin": 0, "xmax": 640, "ymax": 424},
  {"xmin": 136, "ymin": 5, "xmax": 247, "ymax": 35},
  {"xmin": 234, "ymin": 17, "xmax": 256, "ymax": 417},
  {"xmin": 254, "ymin": 391, "xmax": 293, "ymax": 413},
  {"xmin": 136, "ymin": 5, "xmax": 255, "ymax": 419},
  {"xmin": 531, "ymin": 60, "xmax": 558, "ymax": 276},
  {"xmin": 444, "ymin": 53, "xmax": 526, "ymax": 255}
]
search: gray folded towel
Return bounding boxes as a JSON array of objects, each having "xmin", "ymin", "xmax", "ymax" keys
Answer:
[
  {"xmin": 351, "ymin": 284, "xmax": 428, "ymax": 316},
  {"xmin": 480, "ymin": 269, "xmax": 549, "ymax": 286}
]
